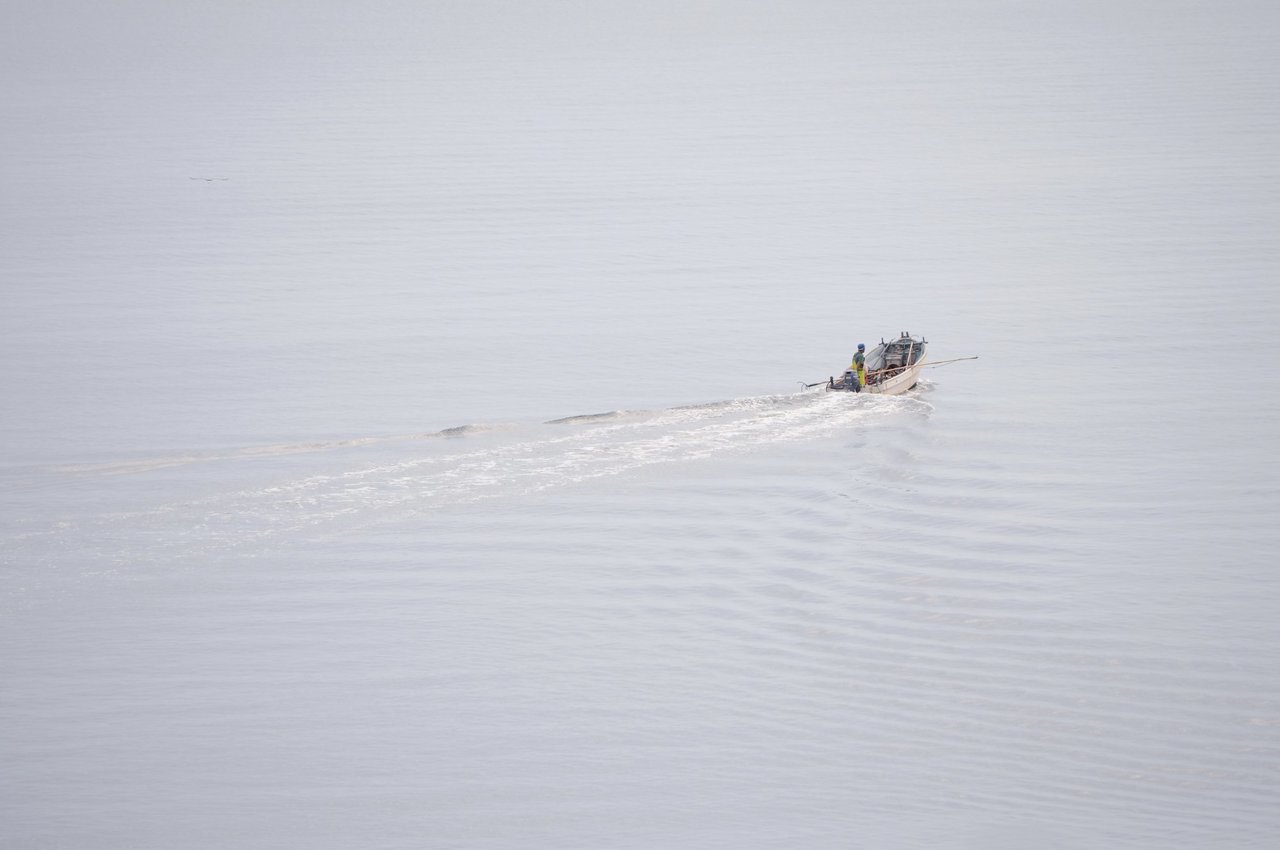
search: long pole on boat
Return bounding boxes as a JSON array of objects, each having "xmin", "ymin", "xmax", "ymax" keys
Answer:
[
  {"xmin": 802, "ymin": 356, "xmax": 976, "ymax": 389},
  {"xmin": 919, "ymin": 356, "xmax": 979, "ymax": 368}
]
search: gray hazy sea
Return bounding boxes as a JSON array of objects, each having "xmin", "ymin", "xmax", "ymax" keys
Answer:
[{"xmin": 3, "ymin": 2, "xmax": 1279, "ymax": 847}]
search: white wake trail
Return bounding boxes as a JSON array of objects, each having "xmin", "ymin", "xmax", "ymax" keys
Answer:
[{"xmin": 4, "ymin": 391, "xmax": 931, "ymax": 570}]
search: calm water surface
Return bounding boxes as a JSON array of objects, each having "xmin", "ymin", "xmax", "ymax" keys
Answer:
[{"xmin": 3, "ymin": 2, "xmax": 1279, "ymax": 847}]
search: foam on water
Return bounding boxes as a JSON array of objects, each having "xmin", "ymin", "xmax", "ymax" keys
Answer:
[
  {"xmin": 3, "ymin": 391, "xmax": 929, "ymax": 572},
  {"xmin": 47, "ymin": 422, "xmax": 517, "ymax": 476}
]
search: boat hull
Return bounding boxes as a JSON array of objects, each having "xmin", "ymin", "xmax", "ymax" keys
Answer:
[
  {"xmin": 825, "ymin": 364, "xmax": 922, "ymax": 394},
  {"xmin": 864, "ymin": 362, "xmax": 923, "ymax": 395}
]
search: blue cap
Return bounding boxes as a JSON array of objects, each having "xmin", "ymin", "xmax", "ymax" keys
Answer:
[{"xmin": 857, "ymin": 343, "xmax": 865, "ymax": 351}]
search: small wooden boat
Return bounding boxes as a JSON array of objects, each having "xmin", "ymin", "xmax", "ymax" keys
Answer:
[{"xmin": 827, "ymin": 332, "xmax": 928, "ymax": 395}]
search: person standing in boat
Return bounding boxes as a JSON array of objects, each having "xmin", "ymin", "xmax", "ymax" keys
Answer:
[{"xmin": 851, "ymin": 343, "xmax": 867, "ymax": 390}]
